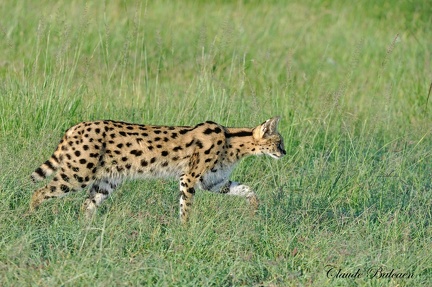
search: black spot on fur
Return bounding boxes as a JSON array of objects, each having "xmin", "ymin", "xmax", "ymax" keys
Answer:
[
  {"xmin": 60, "ymin": 173, "xmax": 70, "ymax": 182},
  {"xmin": 173, "ymin": 146, "xmax": 183, "ymax": 151},
  {"xmin": 179, "ymin": 129, "xmax": 191, "ymax": 135},
  {"xmin": 31, "ymin": 168, "xmax": 44, "ymax": 180},
  {"xmin": 74, "ymin": 174, "xmax": 84, "ymax": 183},
  {"xmin": 52, "ymin": 155, "xmax": 60, "ymax": 163},
  {"xmin": 130, "ymin": 150, "xmax": 143, "ymax": 156},
  {"xmin": 204, "ymin": 144, "xmax": 214, "ymax": 154},
  {"xmin": 187, "ymin": 187, "xmax": 195, "ymax": 194},
  {"xmin": 60, "ymin": 184, "xmax": 70, "ymax": 193},
  {"xmin": 203, "ymin": 128, "xmax": 213, "ymax": 135},
  {"xmin": 226, "ymin": 130, "xmax": 252, "ymax": 137},
  {"xmin": 79, "ymin": 158, "xmax": 87, "ymax": 164},
  {"xmin": 195, "ymin": 140, "xmax": 203, "ymax": 149}
]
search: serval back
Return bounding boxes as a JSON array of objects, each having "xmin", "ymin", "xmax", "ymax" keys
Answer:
[{"xmin": 30, "ymin": 117, "xmax": 286, "ymax": 223}]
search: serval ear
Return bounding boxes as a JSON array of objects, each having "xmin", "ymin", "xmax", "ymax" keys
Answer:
[{"xmin": 253, "ymin": 117, "xmax": 280, "ymax": 139}]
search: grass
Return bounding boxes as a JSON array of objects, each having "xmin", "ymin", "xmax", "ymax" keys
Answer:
[{"xmin": 0, "ymin": 0, "xmax": 431, "ymax": 286}]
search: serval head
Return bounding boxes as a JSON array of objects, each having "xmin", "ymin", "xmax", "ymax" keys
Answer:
[{"xmin": 253, "ymin": 116, "xmax": 286, "ymax": 159}]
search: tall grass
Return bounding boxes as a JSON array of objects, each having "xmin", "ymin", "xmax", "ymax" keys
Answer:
[{"xmin": 0, "ymin": 0, "xmax": 431, "ymax": 286}]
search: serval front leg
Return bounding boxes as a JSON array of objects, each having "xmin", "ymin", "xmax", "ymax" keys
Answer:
[
  {"xmin": 179, "ymin": 173, "xmax": 198, "ymax": 224},
  {"xmin": 220, "ymin": 181, "xmax": 259, "ymax": 212}
]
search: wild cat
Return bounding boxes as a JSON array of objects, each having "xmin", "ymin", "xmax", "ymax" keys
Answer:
[{"xmin": 30, "ymin": 117, "xmax": 286, "ymax": 222}]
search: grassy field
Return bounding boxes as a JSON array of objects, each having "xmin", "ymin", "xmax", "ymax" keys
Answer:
[{"xmin": 0, "ymin": 0, "xmax": 431, "ymax": 286}]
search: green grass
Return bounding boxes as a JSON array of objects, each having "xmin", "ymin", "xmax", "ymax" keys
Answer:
[{"xmin": 1, "ymin": 0, "xmax": 431, "ymax": 286}]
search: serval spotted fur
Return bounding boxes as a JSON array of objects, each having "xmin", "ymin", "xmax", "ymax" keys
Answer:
[{"xmin": 30, "ymin": 117, "xmax": 286, "ymax": 223}]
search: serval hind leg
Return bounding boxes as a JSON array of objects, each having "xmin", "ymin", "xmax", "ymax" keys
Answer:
[{"xmin": 82, "ymin": 177, "xmax": 122, "ymax": 218}]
